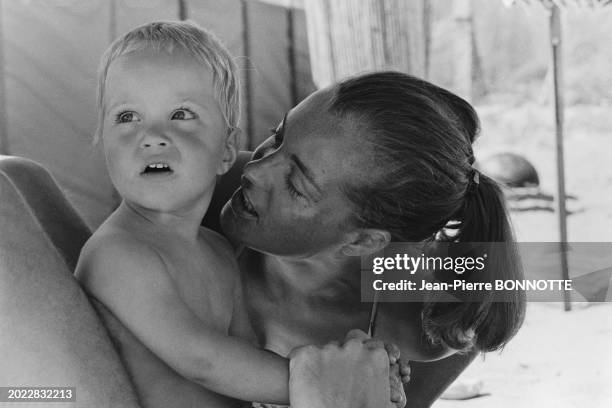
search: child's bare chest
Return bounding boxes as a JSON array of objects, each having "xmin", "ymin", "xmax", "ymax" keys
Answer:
[{"xmin": 160, "ymin": 244, "xmax": 235, "ymax": 332}]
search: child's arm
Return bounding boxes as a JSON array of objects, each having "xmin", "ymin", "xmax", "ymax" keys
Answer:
[{"xmin": 76, "ymin": 235, "xmax": 289, "ymax": 404}]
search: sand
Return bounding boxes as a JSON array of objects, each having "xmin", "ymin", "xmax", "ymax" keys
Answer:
[{"xmin": 432, "ymin": 102, "xmax": 612, "ymax": 407}]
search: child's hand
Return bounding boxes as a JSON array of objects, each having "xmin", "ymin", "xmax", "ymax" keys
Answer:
[{"xmin": 288, "ymin": 329, "xmax": 407, "ymax": 408}]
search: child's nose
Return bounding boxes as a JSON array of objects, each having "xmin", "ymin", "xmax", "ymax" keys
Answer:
[
  {"xmin": 140, "ymin": 127, "xmax": 171, "ymax": 149},
  {"xmin": 141, "ymin": 138, "xmax": 168, "ymax": 148}
]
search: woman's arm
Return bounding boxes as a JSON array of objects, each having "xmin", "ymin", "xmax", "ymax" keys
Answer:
[
  {"xmin": 0, "ymin": 156, "xmax": 91, "ymax": 270},
  {"xmin": 0, "ymin": 169, "xmax": 141, "ymax": 408}
]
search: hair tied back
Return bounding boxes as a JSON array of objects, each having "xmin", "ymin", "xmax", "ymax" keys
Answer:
[{"xmin": 467, "ymin": 168, "xmax": 480, "ymax": 195}]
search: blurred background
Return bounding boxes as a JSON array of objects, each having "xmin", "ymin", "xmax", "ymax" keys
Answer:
[
  {"xmin": 1, "ymin": 0, "xmax": 611, "ymax": 230},
  {"xmin": 0, "ymin": 0, "xmax": 611, "ymax": 406}
]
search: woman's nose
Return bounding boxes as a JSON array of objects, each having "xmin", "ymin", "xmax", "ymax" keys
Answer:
[{"xmin": 242, "ymin": 154, "xmax": 281, "ymax": 190}]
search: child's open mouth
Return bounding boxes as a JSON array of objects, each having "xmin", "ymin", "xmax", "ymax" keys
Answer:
[{"xmin": 141, "ymin": 163, "xmax": 174, "ymax": 175}]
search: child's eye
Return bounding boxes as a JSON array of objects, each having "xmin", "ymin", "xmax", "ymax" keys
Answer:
[
  {"xmin": 171, "ymin": 108, "xmax": 198, "ymax": 120},
  {"xmin": 115, "ymin": 111, "xmax": 140, "ymax": 124}
]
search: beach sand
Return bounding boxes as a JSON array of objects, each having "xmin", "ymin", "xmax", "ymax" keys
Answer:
[{"xmin": 433, "ymin": 103, "xmax": 612, "ymax": 407}]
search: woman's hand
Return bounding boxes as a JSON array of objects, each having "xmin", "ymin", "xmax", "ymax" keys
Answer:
[
  {"xmin": 288, "ymin": 329, "xmax": 407, "ymax": 408},
  {"xmin": 362, "ymin": 334, "xmax": 410, "ymax": 408}
]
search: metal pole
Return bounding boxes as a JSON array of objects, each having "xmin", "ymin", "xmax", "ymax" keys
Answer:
[
  {"xmin": 550, "ymin": 5, "xmax": 571, "ymax": 311},
  {"xmin": 0, "ymin": 0, "xmax": 9, "ymax": 155}
]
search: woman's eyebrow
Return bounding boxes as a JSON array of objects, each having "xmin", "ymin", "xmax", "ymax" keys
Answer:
[
  {"xmin": 277, "ymin": 112, "xmax": 288, "ymax": 133},
  {"xmin": 290, "ymin": 154, "xmax": 322, "ymax": 195}
]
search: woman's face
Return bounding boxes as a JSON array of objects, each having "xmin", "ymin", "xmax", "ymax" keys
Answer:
[{"xmin": 220, "ymin": 87, "xmax": 370, "ymax": 258}]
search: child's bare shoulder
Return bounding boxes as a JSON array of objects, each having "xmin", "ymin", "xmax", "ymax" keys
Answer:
[
  {"xmin": 197, "ymin": 226, "xmax": 240, "ymax": 278},
  {"xmin": 79, "ymin": 223, "xmax": 157, "ymax": 268},
  {"xmin": 76, "ymin": 224, "xmax": 170, "ymax": 303}
]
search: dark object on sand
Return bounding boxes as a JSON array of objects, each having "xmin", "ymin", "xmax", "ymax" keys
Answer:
[
  {"xmin": 477, "ymin": 152, "xmax": 539, "ymax": 188},
  {"xmin": 476, "ymin": 153, "xmax": 579, "ymax": 214}
]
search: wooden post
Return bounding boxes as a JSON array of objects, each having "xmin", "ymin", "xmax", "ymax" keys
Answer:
[
  {"xmin": 423, "ymin": 0, "xmax": 432, "ymax": 79},
  {"xmin": 286, "ymin": 2, "xmax": 299, "ymax": 106},
  {"xmin": 241, "ymin": 0, "xmax": 254, "ymax": 149},
  {"xmin": 302, "ymin": 0, "xmax": 427, "ymax": 88},
  {"xmin": 550, "ymin": 5, "xmax": 571, "ymax": 311},
  {"xmin": 178, "ymin": 0, "xmax": 188, "ymax": 21},
  {"xmin": 109, "ymin": 0, "xmax": 117, "ymax": 43},
  {"xmin": 0, "ymin": 0, "xmax": 9, "ymax": 155},
  {"xmin": 454, "ymin": 0, "xmax": 473, "ymax": 101}
]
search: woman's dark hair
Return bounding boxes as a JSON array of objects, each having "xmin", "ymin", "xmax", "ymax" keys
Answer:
[{"xmin": 330, "ymin": 71, "xmax": 525, "ymax": 352}]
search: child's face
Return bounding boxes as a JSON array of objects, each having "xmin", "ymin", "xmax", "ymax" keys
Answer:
[{"xmin": 102, "ymin": 50, "xmax": 237, "ymax": 214}]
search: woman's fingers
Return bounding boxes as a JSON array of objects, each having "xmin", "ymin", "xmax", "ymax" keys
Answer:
[
  {"xmin": 289, "ymin": 330, "xmax": 408, "ymax": 408},
  {"xmin": 362, "ymin": 338, "xmax": 400, "ymax": 365},
  {"xmin": 363, "ymin": 338, "xmax": 385, "ymax": 351},
  {"xmin": 389, "ymin": 363, "xmax": 407, "ymax": 408},
  {"xmin": 384, "ymin": 342, "xmax": 400, "ymax": 365},
  {"xmin": 399, "ymin": 358, "xmax": 411, "ymax": 384},
  {"xmin": 289, "ymin": 334, "xmax": 391, "ymax": 408}
]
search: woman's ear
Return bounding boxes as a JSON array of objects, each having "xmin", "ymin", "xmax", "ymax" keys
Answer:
[
  {"xmin": 217, "ymin": 128, "xmax": 241, "ymax": 175},
  {"xmin": 341, "ymin": 229, "xmax": 391, "ymax": 256}
]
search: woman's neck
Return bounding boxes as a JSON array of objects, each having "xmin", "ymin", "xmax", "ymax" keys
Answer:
[{"xmin": 260, "ymin": 251, "xmax": 363, "ymax": 303}]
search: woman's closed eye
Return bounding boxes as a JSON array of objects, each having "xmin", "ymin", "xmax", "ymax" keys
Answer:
[
  {"xmin": 286, "ymin": 175, "xmax": 304, "ymax": 199},
  {"xmin": 286, "ymin": 170, "xmax": 306, "ymax": 200},
  {"xmin": 171, "ymin": 108, "xmax": 198, "ymax": 121},
  {"xmin": 115, "ymin": 111, "xmax": 140, "ymax": 124}
]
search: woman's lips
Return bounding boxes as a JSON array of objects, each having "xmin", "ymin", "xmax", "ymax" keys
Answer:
[{"xmin": 230, "ymin": 188, "xmax": 258, "ymax": 219}]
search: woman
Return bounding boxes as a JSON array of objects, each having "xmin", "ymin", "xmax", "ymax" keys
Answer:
[
  {"xmin": 0, "ymin": 72, "xmax": 524, "ymax": 407},
  {"xmin": 212, "ymin": 71, "xmax": 525, "ymax": 405}
]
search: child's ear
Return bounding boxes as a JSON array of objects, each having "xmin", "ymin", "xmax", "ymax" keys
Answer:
[
  {"xmin": 341, "ymin": 229, "xmax": 391, "ymax": 256},
  {"xmin": 217, "ymin": 128, "xmax": 241, "ymax": 175}
]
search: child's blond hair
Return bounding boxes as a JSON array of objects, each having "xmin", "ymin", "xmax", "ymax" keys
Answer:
[{"xmin": 95, "ymin": 21, "xmax": 240, "ymax": 142}]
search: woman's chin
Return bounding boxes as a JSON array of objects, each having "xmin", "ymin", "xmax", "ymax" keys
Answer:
[{"xmin": 220, "ymin": 201, "xmax": 252, "ymax": 241}]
